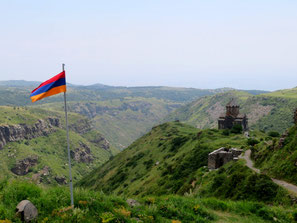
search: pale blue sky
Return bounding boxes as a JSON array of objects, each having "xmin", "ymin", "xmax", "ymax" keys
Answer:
[{"xmin": 0, "ymin": 0, "xmax": 296, "ymax": 90}]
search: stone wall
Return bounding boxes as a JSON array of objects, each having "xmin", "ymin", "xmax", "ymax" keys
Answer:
[{"xmin": 208, "ymin": 147, "xmax": 243, "ymax": 169}]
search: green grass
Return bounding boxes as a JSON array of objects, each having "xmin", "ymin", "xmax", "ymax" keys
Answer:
[
  {"xmin": 194, "ymin": 161, "xmax": 291, "ymax": 206},
  {"xmin": 78, "ymin": 122, "xmax": 267, "ymax": 198},
  {"xmin": 252, "ymin": 124, "xmax": 297, "ymax": 185},
  {"xmin": 0, "ymin": 179, "xmax": 296, "ymax": 222},
  {"xmin": 0, "ymin": 106, "xmax": 117, "ymax": 184},
  {"xmin": 262, "ymin": 87, "xmax": 297, "ymax": 99},
  {"xmin": 0, "ymin": 130, "xmax": 112, "ymax": 184}
]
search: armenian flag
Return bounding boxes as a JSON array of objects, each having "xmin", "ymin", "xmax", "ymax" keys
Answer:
[{"xmin": 30, "ymin": 71, "xmax": 66, "ymax": 102}]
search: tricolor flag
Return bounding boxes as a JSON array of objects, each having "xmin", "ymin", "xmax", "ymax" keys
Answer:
[{"xmin": 30, "ymin": 71, "xmax": 66, "ymax": 102}]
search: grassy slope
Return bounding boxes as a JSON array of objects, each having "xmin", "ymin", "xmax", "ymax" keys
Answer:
[
  {"xmin": 195, "ymin": 161, "xmax": 291, "ymax": 205},
  {"xmin": 39, "ymin": 98, "xmax": 182, "ymax": 149},
  {"xmin": 252, "ymin": 124, "xmax": 297, "ymax": 185},
  {"xmin": 78, "ymin": 122, "xmax": 267, "ymax": 197},
  {"xmin": 0, "ymin": 179, "xmax": 296, "ymax": 223},
  {"xmin": 261, "ymin": 87, "xmax": 297, "ymax": 99},
  {"xmin": 166, "ymin": 88, "xmax": 297, "ymax": 134},
  {"xmin": 0, "ymin": 106, "xmax": 116, "ymax": 184}
]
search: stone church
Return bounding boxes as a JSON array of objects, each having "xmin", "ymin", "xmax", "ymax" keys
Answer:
[{"xmin": 218, "ymin": 99, "xmax": 248, "ymax": 131}]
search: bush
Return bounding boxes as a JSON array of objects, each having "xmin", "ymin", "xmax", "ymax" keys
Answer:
[
  {"xmin": 268, "ymin": 131, "xmax": 280, "ymax": 137},
  {"xmin": 222, "ymin": 129, "xmax": 230, "ymax": 136},
  {"xmin": 247, "ymin": 138, "xmax": 259, "ymax": 146},
  {"xmin": 230, "ymin": 124, "xmax": 242, "ymax": 134}
]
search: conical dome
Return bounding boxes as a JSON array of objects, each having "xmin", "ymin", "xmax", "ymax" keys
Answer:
[{"xmin": 226, "ymin": 98, "xmax": 239, "ymax": 107}]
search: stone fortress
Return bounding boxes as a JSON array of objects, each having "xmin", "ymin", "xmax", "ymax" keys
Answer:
[{"xmin": 218, "ymin": 99, "xmax": 248, "ymax": 131}]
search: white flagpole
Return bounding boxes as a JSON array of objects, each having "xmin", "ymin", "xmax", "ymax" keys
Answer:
[{"xmin": 63, "ymin": 63, "xmax": 74, "ymax": 207}]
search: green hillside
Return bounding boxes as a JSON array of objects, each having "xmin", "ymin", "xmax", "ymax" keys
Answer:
[
  {"xmin": 252, "ymin": 123, "xmax": 297, "ymax": 185},
  {"xmin": 0, "ymin": 81, "xmax": 269, "ymax": 150},
  {"xmin": 78, "ymin": 122, "xmax": 270, "ymax": 197},
  {"xmin": 0, "ymin": 82, "xmax": 237, "ymax": 149},
  {"xmin": 40, "ymin": 98, "xmax": 181, "ymax": 149},
  {"xmin": 262, "ymin": 86, "xmax": 297, "ymax": 99},
  {"xmin": 1, "ymin": 179, "xmax": 296, "ymax": 223},
  {"xmin": 0, "ymin": 106, "xmax": 117, "ymax": 185},
  {"xmin": 166, "ymin": 88, "xmax": 297, "ymax": 134}
]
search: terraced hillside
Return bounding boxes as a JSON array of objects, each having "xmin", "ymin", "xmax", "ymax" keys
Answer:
[
  {"xmin": 0, "ymin": 106, "xmax": 117, "ymax": 184},
  {"xmin": 166, "ymin": 87, "xmax": 297, "ymax": 134}
]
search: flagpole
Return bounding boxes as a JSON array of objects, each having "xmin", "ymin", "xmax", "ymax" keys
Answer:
[{"xmin": 63, "ymin": 63, "xmax": 74, "ymax": 207}]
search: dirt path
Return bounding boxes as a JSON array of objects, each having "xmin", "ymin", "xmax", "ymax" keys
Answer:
[{"xmin": 240, "ymin": 150, "xmax": 297, "ymax": 195}]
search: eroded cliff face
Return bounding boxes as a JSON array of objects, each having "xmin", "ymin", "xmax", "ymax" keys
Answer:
[
  {"xmin": 0, "ymin": 118, "xmax": 60, "ymax": 150},
  {"xmin": 71, "ymin": 142, "xmax": 94, "ymax": 163},
  {"xmin": 69, "ymin": 118, "xmax": 92, "ymax": 134}
]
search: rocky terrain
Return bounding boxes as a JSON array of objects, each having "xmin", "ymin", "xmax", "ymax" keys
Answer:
[
  {"xmin": 0, "ymin": 118, "xmax": 60, "ymax": 150},
  {"xmin": 0, "ymin": 106, "xmax": 117, "ymax": 185}
]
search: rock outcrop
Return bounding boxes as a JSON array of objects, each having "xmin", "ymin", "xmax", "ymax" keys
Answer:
[
  {"xmin": 0, "ymin": 118, "xmax": 60, "ymax": 150},
  {"xmin": 16, "ymin": 200, "xmax": 38, "ymax": 222},
  {"xmin": 278, "ymin": 131, "xmax": 288, "ymax": 148},
  {"xmin": 69, "ymin": 118, "xmax": 92, "ymax": 134},
  {"xmin": 11, "ymin": 156, "xmax": 38, "ymax": 176},
  {"xmin": 32, "ymin": 166, "xmax": 50, "ymax": 183},
  {"xmin": 89, "ymin": 134, "xmax": 110, "ymax": 150},
  {"xmin": 55, "ymin": 176, "xmax": 67, "ymax": 185},
  {"xmin": 126, "ymin": 199, "xmax": 140, "ymax": 207},
  {"xmin": 70, "ymin": 142, "xmax": 94, "ymax": 163}
]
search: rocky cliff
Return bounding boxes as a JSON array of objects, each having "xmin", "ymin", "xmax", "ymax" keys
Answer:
[
  {"xmin": 69, "ymin": 118, "xmax": 92, "ymax": 134},
  {"xmin": 0, "ymin": 118, "xmax": 60, "ymax": 150}
]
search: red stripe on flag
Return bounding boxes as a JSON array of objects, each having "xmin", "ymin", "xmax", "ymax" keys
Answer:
[{"xmin": 31, "ymin": 71, "xmax": 65, "ymax": 93}]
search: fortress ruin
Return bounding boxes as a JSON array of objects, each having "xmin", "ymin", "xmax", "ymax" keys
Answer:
[{"xmin": 208, "ymin": 147, "xmax": 243, "ymax": 169}]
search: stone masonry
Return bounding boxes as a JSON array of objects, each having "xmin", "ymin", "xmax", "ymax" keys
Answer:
[
  {"xmin": 208, "ymin": 147, "xmax": 243, "ymax": 169},
  {"xmin": 218, "ymin": 99, "xmax": 248, "ymax": 131}
]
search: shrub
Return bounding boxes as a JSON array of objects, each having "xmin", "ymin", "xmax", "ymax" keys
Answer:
[
  {"xmin": 230, "ymin": 124, "xmax": 242, "ymax": 134},
  {"xmin": 247, "ymin": 138, "xmax": 259, "ymax": 146},
  {"xmin": 222, "ymin": 129, "xmax": 230, "ymax": 136},
  {"xmin": 268, "ymin": 131, "xmax": 280, "ymax": 137}
]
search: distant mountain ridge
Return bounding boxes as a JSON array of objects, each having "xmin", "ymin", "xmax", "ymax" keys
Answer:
[{"xmin": 0, "ymin": 80, "xmax": 41, "ymax": 87}]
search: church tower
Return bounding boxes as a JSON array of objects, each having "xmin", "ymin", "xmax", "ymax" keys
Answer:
[{"xmin": 226, "ymin": 99, "xmax": 240, "ymax": 117}]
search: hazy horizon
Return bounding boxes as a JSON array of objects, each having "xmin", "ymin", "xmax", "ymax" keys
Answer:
[{"xmin": 0, "ymin": 1, "xmax": 296, "ymax": 91}]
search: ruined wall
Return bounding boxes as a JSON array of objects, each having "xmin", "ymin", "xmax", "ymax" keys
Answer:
[{"xmin": 208, "ymin": 147, "xmax": 243, "ymax": 169}]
